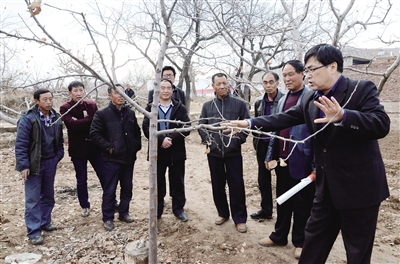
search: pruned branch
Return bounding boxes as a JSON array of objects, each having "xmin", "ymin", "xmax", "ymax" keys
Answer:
[
  {"xmin": 50, "ymin": 82, "xmax": 105, "ymax": 126},
  {"xmin": 10, "ymin": 75, "xmax": 95, "ymax": 90},
  {"xmin": 80, "ymin": 12, "xmax": 114, "ymax": 86},
  {"xmin": 344, "ymin": 67, "xmax": 383, "ymax": 76},
  {"xmin": 377, "ymin": 52, "xmax": 400, "ymax": 95},
  {"xmin": 0, "ymin": 111, "xmax": 18, "ymax": 125},
  {"xmin": 0, "ymin": 105, "xmax": 21, "ymax": 115}
]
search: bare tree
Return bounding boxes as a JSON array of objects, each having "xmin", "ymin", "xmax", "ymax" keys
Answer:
[
  {"xmin": 327, "ymin": 0, "xmax": 393, "ymax": 47},
  {"xmin": 119, "ymin": 0, "xmax": 220, "ymax": 112},
  {"xmin": 204, "ymin": 0, "xmax": 290, "ymax": 98},
  {"xmin": 280, "ymin": 0, "xmax": 311, "ymax": 60}
]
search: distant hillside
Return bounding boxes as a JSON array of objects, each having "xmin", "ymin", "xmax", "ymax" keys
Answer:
[{"xmin": 343, "ymin": 56, "xmax": 399, "ymax": 102}]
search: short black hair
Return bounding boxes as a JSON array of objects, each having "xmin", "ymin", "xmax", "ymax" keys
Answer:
[
  {"xmin": 262, "ymin": 71, "xmax": 279, "ymax": 81},
  {"xmin": 211, "ymin": 73, "xmax": 228, "ymax": 84},
  {"xmin": 160, "ymin": 78, "xmax": 174, "ymax": 87},
  {"xmin": 34, "ymin": 89, "xmax": 52, "ymax": 100},
  {"xmin": 304, "ymin": 44, "xmax": 343, "ymax": 73},
  {"xmin": 283, "ymin": 60, "xmax": 305, "ymax": 73},
  {"xmin": 161, "ymin": 66, "xmax": 176, "ymax": 77},
  {"xmin": 107, "ymin": 84, "xmax": 123, "ymax": 95},
  {"xmin": 67, "ymin": 81, "xmax": 84, "ymax": 92}
]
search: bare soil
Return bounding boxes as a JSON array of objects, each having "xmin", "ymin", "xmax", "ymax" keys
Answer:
[{"xmin": 1, "ymin": 100, "xmax": 399, "ymax": 264}]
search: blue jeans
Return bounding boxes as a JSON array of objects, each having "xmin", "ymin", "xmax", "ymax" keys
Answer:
[
  {"xmin": 102, "ymin": 162, "xmax": 134, "ymax": 222},
  {"xmin": 24, "ymin": 156, "xmax": 58, "ymax": 239}
]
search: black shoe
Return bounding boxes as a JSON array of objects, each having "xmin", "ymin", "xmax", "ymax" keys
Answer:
[
  {"xmin": 42, "ymin": 224, "xmax": 57, "ymax": 232},
  {"xmin": 104, "ymin": 221, "xmax": 114, "ymax": 231},
  {"xmin": 250, "ymin": 211, "xmax": 272, "ymax": 220},
  {"xmin": 177, "ymin": 212, "xmax": 188, "ymax": 222},
  {"xmin": 118, "ymin": 214, "xmax": 135, "ymax": 223},
  {"xmin": 30, "ymin": 236, "xmax": 43, "ymax": 245}
]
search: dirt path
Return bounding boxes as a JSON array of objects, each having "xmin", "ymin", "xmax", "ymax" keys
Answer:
[{"xmin": 1, "ymin": 129, "xmax": 399, "ymax": 263}]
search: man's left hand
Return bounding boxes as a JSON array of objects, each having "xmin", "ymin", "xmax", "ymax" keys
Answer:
[{"xmin": 314, "ymin": 96, "xmax": 344, "ymax": 124}]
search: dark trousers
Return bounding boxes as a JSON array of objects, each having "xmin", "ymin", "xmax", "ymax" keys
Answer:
[
  {"xmin": 207, "ymin": 155, "xmax": 247, "ymax": 224},
  {"xmin": 71, "ymin": 149, "xmax": 105, "ymax": 209},
  {"xmin": 255, "ymin": 140, "xmax": 273, "ymax": 216},
  {"xmin": 24, "ymin": 156, "xmax": 58, "ymax": 238},
  {"xmin": 157, "ymin": 158, "xmax": 186, "ymax": 217},
  {"xmin": 102, "ymin": 161, "xmax": 134, "ymax": 222},
  {"xmin": 299, "ymin": 184, "xmax": 380, "ymax": 264},
  {"xmin": 269, "ymin": 163, "xmax": 315, "ymax": 247}
]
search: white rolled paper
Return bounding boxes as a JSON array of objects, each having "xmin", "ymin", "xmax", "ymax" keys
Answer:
[{"xmin": 276, "ymin": 174, "xmax": 315, "ymax": 205}]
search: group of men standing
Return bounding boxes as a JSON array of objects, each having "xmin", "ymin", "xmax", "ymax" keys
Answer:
[{"xmin": 15, "ymin": 44, "xmax": 390, "ymax": 264}]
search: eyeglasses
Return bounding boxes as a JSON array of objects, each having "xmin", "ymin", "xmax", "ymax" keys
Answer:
[
  {"xmin": 162, "ymin": 74, "xmax": 173, "ymax": 78},
  {"xmin": 304, "ymin": 65, "xmax": 326, "ymax": 75}
]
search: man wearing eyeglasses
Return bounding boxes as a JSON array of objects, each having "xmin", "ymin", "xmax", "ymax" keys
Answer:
[
  {"xmin": 148, "ymin": 66, "xmax": 186, "ymax": 105},
  {"xmin": 223, "ymin": 44, "xmax": 390, "ymax": 263}
]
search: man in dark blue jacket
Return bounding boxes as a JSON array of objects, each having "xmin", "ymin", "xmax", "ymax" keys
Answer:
[
  {"xmin": 259, "ymin": 60, "xmax": 315, "ymax": 260},
  {"xmin": 198, "ymin": 73, "xmax": 250, "ymax": 233},
  {"xmin": 142, "ymin": 78, "xmax": 190, "ymax": 222},
  {"xmin": 15, "ymin": 89, "xmax": 64, "ymax": 245},
  {"xmin": 90, "ymin": 85, "xmax": 142, "ymax": 231}
]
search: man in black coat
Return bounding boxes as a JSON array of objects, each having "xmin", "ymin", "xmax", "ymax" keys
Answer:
[
  {"xmin": 251, "ymin": 71, "xmax": 284, "ymax": 221},
  {"xmin": 198, "ymin": 73, "xmax": 250, "ymax": 233},
  {"xmin": 224, "ymin": 44, "xmax": 390, "ymax": 263},
  {"xmin": 90, "ymin": 85, "xmax": 142, "ymax": 231},
  {"xmin": 124, "ymin": 84, "xmax": 135, "ymax": 99},
  {"xmin": 142, "ymin": 78, "xmax": 190, "ymax": 222}
]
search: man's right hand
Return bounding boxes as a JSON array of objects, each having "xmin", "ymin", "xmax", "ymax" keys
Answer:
[
  {"xmin": 161, "ymin": 137, "xmax": 173, "ymax": 149},
  {"xmin": 21, "ymin": 169, "xmax": 30, "ymax": 181},
  {"xmin": 264, "ymin": 161, "xmax": 270, "ymax": 170}
]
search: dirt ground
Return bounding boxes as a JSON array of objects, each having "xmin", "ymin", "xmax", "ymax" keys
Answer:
[{"xmin": 0, "ymin": 99, "xmax": 399, "ymax": 264}]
